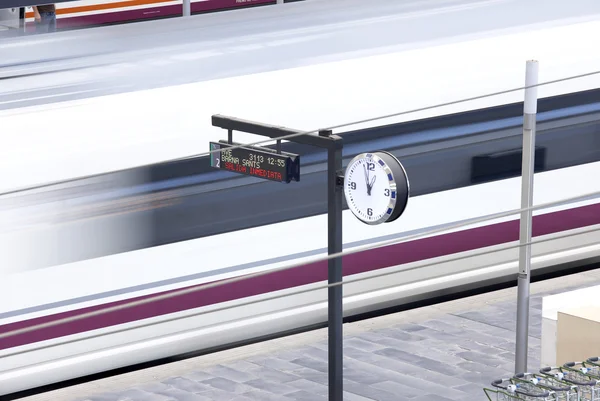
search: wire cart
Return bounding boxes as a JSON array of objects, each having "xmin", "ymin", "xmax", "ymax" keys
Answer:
[
  {"xmin": 588, "ymin": 358, "xmax": 600, "ymax": 370},
  {"xmin": 484, "ymin": 378, "xmax": 553, "ymax": 400},
  {"xmin": 563, "ymin": 361, "xmax": 600, "ymax": 380},
  {"xmin": 540, "ymin": 366, "xmax": 600, "ymax": 401},
  {"xmin": 563, "ymin": 361, "xmax": 600, "ymax": 379},
  {"xmin": 513, "ymin": 372, "xmax": 578, "ymax": 401}
]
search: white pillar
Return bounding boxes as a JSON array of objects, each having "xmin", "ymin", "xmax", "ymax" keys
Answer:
[{"xmin": 515, "ymin": 59, "xmax": 539, "ymax": 374}]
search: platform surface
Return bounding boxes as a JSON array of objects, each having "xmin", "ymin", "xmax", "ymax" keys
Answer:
[{"xmin": 18, "ymin": 267, "xmax": 600, "ymax": 401}]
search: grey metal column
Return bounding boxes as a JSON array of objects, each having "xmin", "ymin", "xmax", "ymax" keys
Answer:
[
  {"xmin": 18, "ymin": 7, "xmax": 25, "ymax": 35},
  {"xmin": 515, "ymin": 60, "xmax": 539, "ymax": 374},
  {"xmin": 183, "ymin": 0, "xmax": 191, "ymax": 16},
  {"xmin": 325, "ymin": 129, "xmax": 343, "ymax": 401}
]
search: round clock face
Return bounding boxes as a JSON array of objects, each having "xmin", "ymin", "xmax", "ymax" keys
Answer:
[{"xmin": 343, "ymin": 151, "xmax": 409, "ymax": 225}]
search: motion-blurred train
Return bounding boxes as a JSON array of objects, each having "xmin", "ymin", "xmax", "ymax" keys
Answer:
[
  {"xmin": 2, "ymin": 10, "xmax": 600, "ymax": 397},
  {"xmin": 23, "ymin": 0, "xmax": 275, "ymax": 30}
]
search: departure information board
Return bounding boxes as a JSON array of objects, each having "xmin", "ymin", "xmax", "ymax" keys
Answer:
[{"xmin": 209, "ymin": 141, "xmax": 300, "ymax": 183}]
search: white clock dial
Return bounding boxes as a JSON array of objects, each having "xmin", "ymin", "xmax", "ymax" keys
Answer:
[{"xmin": 343, "ymin": 151, "xmax": 409, "ymax": 225}]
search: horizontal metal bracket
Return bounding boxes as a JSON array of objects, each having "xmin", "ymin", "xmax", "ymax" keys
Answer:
[{"xmin": 212, "ymin": 114, "xmax": 343, "ymax": 150}]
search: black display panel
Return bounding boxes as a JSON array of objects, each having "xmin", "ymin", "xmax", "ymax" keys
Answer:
[{"xmin": 209, "ymin": 141, "xmax": 300, "ymax": 183}]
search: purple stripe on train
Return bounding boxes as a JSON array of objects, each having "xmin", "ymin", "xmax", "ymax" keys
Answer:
[
  {"xmin": 1, "ymin": 202, "xmax": 599, "ymax": 351},
  {"xmin": 24, "ymin": 0, "xmax": 274, "ymax": 31}
]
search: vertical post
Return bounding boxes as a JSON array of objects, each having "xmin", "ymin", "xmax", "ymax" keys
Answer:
[
  {"xmin": 515, "ymin": 60, "xmax": 539, "ymax": 374},
  {"xmin": 183, "ymin": 0, "xmax": 191, "ymax": 16},
  {"xmin": 324, "ymin": 130, "xmax": 343, "ymax": 401},
  {"xmin": 19, "ymin": 7, "xmax": 25, "ymax": 36},
  {"xmin": 277, "ymin": 0, "xmax": 284, "ymax": 4}
]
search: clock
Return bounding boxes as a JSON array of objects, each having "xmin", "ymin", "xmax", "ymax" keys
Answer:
[{"xmin": 343, "ymin": 151, "xmax": 410, "ymax": 225}]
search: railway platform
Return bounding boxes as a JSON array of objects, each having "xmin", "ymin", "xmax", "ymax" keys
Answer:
[{"xmin": 20, "ymin": 268, "xmax": 600, "ymax": 401}]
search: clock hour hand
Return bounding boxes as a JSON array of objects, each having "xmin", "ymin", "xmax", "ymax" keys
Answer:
[{"xmin": 370, "ymin": 175, "xmax": 376, "ymax": 190}]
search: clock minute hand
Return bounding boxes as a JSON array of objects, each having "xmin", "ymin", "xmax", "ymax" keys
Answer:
[{"xmin": 363, "ymin": 164, "xmax": 370, "ymax": 193}]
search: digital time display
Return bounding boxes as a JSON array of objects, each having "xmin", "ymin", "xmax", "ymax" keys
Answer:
[{"xmin": 209, "ymin": 141, "xmax": 300, "ymax": 183}]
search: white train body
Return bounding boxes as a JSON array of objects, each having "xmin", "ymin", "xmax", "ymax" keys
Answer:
[
  {"xmin": 2, "ymin": 17, "xmax": 600, "ymax": 191},
  {"xmin": 1, "ymin": 161, "xmax": 600, "ymax": 396},
  {"xmin": 1, "ymin": 14, "xmax": 600, "ymax": 397}
]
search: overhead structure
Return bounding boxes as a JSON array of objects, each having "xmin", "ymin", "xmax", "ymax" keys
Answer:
[
  {"xmin": 210, "ymin": 113, "xmax": 411, "ymax": 400},
  {"xmin": 210, "ymin": 114, "xmax": 345, "ymax": 400}
]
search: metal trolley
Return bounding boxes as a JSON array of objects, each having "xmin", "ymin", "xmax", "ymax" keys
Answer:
[
  {"xmin": 540, "ymin": 366, "xmax": 600, "ymax": 401},
  {"xmin": 563, "ymin": 361, "xmax": 600, "ymax": 380},
  {"xmin": 484, "ymin": 378, "xmax": 553, "ymax": 400},
  {"xmin": 588, "ymin": 358, "xmax": 600, "ymax": 370},
  {"xmin": 513, "ymin": 372, "xmax": 578, "ymax": 401}
]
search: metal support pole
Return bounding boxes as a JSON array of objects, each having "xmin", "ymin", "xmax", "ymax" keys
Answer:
[
  {"xmin": 277, "ymin": 0, "xmax": 284, "ymax": 4},
  {"xmin": 515, "ymin": 60, "xmax": 539, "ymax": 374},
  {"xmin": 183, "ymin": 0, "xmax": 191, "ymax": 16},
  {"xmin": 18, "ymin": 7, "xmax": 25, "ymax": 36},
  {"xmin": 326, "ymin": 132, "xmax": 343, "ymax": 401}
]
